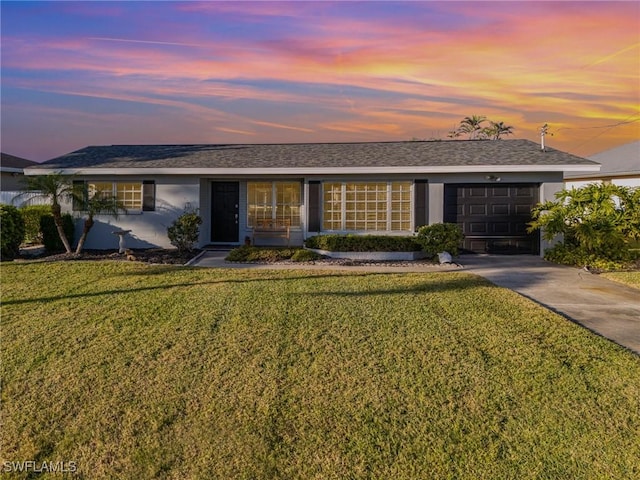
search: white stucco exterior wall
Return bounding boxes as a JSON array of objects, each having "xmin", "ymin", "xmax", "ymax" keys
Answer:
[
  {"xmin": 427, "ymin": 182, "xmax": 444, "ymax": 224},
  {"xmin": 68, "ymin": 176, "xmax": 200, "ymax": 250},
  {"xmin": 538, "ymin": 181, "xmax": 565, "ymax": 254},
  {"xmin": 61, "ymin": 171, "xmax": 571, "ymax": 253},
  {"xmin": 612, "ymin": 177, "xmax": 640, "ymax": 188}
]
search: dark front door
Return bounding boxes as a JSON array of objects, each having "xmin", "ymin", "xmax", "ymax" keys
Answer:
[
  {"xmin": 211, "ymin": 182, "xmax": 239, "ymax": 243},
  {"xmin": 444, "ymin": 183, "xmax": 539, "ymax": 254}
]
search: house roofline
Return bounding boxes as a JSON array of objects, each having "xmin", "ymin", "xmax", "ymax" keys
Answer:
[
  {"xmin": 565, "ymin": 171, "xmax": 638, "ymax": 180},
  {"xmin": 25, "ymin": 164, "xmax": 601, "ymax": 176}
]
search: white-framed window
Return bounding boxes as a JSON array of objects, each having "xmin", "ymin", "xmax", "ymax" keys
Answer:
[
  {"xmin": 116, "ymin": 183, "xmax": 143, "ymax": 210},
  {"xmin": 75, "ymin": 180, "xmax": 155, "ymax": 212},
  {"xmin": 89, "ymin": 181, "xmax": 142, "ymax": 210},
  {"xmin": 248, "ymin": 181, "xmax": 301, "ymax": 227},
  {"xmin": 322, "ymin": 181, "xmax": 412, "ymax": 232}
]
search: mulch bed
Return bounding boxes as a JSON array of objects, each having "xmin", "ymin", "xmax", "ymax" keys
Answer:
[{"xmin": 16, "ymin": 248, "xmax": 201, "ymax": 265}]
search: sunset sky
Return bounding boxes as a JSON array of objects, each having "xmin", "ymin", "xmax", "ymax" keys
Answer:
[{"xmin": 1, "ymin": 1, "xmax": 639, "ymax": 162}]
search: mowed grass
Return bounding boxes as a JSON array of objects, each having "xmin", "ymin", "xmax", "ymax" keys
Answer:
[
  {"xmin": 601, "ymin": 271, "xmax": 640, "ymax": 289},
  {"xmin": 1, "ymin": 262, "xmax": 639, "ymax": 480}
]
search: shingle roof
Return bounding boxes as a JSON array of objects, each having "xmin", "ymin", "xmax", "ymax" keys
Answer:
[
  {"xmin": 30, "ymin": 139, "xmax": 597, "ymax": 170},
  {"xmin": 1, "ymin": 152, "xmax": 38, "ymax": 170},
  {"xmin": 565, "ymin": 140, "xmax": 639, "ymax": 179}
]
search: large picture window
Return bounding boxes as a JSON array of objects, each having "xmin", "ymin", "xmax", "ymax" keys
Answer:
[
  {"xmin": 74, "ymin": 180, "xmax": 154, "ymax": 212},
  {"xmin": 248, "ymin": 182, "xmax": 301, "ymax": 227},
  {"xmin": 322, "ymin": 181, "xmax": 412, "ymax": 232}
]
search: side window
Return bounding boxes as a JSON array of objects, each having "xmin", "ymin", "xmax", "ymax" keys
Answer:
[{"xmin": 72, "ymin": 180, "xmax": 155, "ymax": 213}]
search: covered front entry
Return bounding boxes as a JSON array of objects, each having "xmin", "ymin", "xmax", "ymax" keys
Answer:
[
  {"xmin": 444, "ymin": 183, "xmax": 539, "ymax": 254},
  {"xmin": 211, "ymin": 182, "xmax": 239, "ymax": 243}
]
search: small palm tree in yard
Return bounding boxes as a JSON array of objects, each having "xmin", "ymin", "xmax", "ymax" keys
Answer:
[
  {"xmin": 17, "ymin": 173, "xmax": 80, "ymax": 253},
  {"xmin": 17, "ymin": 174, "xmax": 125, "ymax": 254},
  {"xmin": 75, "ymin": 194, "xmax": 125, "ymax": 254}
]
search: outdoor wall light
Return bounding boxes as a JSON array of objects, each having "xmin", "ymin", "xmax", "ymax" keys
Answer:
[{"xmin": 485, "ymin": 175, "xmax": 501, "ymax": 182}]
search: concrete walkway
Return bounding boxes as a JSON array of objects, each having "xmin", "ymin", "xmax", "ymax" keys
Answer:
[{"xmin": 189, "ymin": 251, "xmax": 640, "ymax": 355}]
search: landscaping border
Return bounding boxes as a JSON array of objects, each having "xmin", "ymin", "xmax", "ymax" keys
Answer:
[{"xmin": 306, "ymin": 248, "xmax": 426, "ymax": 261}]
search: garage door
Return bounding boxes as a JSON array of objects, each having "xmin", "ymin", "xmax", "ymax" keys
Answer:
[{"xmin": 444, "ymin": 184, "xmax": 539, "ymax": 254}]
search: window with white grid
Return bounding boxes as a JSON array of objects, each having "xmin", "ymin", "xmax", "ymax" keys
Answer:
[
  {"xmin": 391, "ymin": 182, "xmax": 412, "ymax": 231},
  {"xmin": 322, "ymin": 182, "xmax": 343, "ymax": 230},
  {"xmin": 322, "ymin": 181, "xmax": 412, "ymax": 232},
  {"xmin": 87, "ymin": 181, "xmax": 143, "ymax": 211},
  {"xmin": 116, "ymin": 183, "xmax": 143, "ymax": 210},
  {"xmin": 247, "ymin": 182, "xmax": 301, "ymax": 227}
]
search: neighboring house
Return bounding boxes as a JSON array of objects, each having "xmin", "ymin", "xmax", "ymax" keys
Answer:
[
  {"xmin": 0, "ymin": 152, "xmax": 49, "ymax": 206},
  {"xmin": 1, "ymin": 153, "xmax": 39, "ymax": 203},
  {"xmin": 564, "ymin": 140, "xmax": 640, "ymax": 189},
  {"xmin": 25, "ymin": 139, "xmax": 599, "ymax": 255}
]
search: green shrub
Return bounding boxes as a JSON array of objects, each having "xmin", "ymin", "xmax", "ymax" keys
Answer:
[
  {"xmin": 415, "ymin": 223, "xmax": 464, "ymax": 257},
  {"xmin": 544, "ymin": 242, "xmax": 638, "ymax": 272},
  {"xmin": 168, "ymin": 210, "xmax": 202, "ymax": 253},
  {"xmin": 305, "ymin": 235, "xmax": 421, "ymax": 252},
  {"xmin": 226, "ymin": 246, "xmax": 300, "ymax": 263},
  {"xmin": 1, "ymin": 205, "xmax": 26, "ymax": 260},
  {"xmin": 529, "ymin": 184, "xmax": 640, "ymax": 264},
  {"xmin": 291, "ymin": 249, "xmax": 322, "ymax": 262},
  {"xmin": 20, "ymin": 205, "xmax": 51, "ymax": 244},
  {"xmin": 41, "ymin": 213, "xmax": 75, "ymax": 252}
]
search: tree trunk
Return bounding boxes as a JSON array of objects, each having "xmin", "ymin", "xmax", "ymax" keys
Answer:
[
  {"xmin": 51, "ymin": 203, "xmax": 73, "ymax": 253},
  {"xmin": 75, "ymin": 217, "xmax": 94, "ymax": 254}
]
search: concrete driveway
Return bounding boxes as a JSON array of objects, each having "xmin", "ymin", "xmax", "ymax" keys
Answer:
[
  {"xmin": 189, "ymin": 251, "xmax": 640, "ymax": 355},
  {"xmin": 460, "ymin": 255, "xmax": 640, "ymax": 355}
]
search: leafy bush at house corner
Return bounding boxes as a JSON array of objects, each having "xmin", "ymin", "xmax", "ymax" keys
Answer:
[
  {"xmin": 41, "ymin": 213, "xmax": 75, "ymax": 252},
  {"xmin": 167, "ymin": 210, "xmax": 203, "ymax": 253},
  {"xmin": 0, "ymin": 205, "xmax": 26, "ymax": 260},
  {"xmin": 528, "ymin": 184, "xmax": 640, "ymax": 269},
  {"xmin": 304, "ymin": 235, "xmax": 422, "ymax": 252},
  {"xmin": 415, "ymin": 223, "xmax": 465, "ymax": 257},
  {"xmin": 20, "ymin": 205, "xmax": 52, "ymax": 244}
]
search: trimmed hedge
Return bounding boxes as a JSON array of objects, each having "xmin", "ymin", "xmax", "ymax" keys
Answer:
[
  {"xmin": 20, "ymin": 205, "xmax": 51, "ymax": 244},
  {"xmin": 544, "ymin": 242, "xmax": 640, "ymax": 272},
  {"xmin": 41, "ymin": 213, "xmax": 75, "ymax": 252},
  {"xmin": 1, "ymin": 205, "xmax": 26, "ymax": 260},
  {"xmin": 226, "ymin": 246, "xmax": 322, "ymax": 263},
  {"xmin": 305, "ymin": 234, "xmax": 422, "ymax": 252}
]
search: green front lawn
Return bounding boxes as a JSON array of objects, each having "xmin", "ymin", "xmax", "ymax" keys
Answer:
[{"xmin": 2, "ymin": 262, "xmax": 639, "ymax": 479}]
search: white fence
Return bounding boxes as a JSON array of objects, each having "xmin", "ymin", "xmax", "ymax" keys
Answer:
[{"xmin": 0, "ymin": 191, "xmax": 51, "ymax": 206}]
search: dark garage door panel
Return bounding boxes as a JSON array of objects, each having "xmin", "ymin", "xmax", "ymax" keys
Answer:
[{"xmin": 444, "ymin": 184, "xmax": 539, "ymax": 254}]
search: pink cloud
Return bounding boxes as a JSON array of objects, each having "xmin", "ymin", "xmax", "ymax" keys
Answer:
[{"xmin": 2, "ymin": 1, "xmax": 638, "ymax": 159}]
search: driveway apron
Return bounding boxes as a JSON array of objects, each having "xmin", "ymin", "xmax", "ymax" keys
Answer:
[{"xmin": 459, "ymin": 255, "xmax": 640, "ymax": 355}]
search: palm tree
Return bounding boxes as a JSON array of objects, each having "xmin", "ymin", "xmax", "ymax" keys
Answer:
[
  {"xmin": 487, "ymin": 121, "xmax": 514, "ymax": 140},
  {"xmin": 458, "ymin": 115, "xmax": 487, "ymax": 139},
  {"xmin": 75, "ymin": 194, "xmax": 125, "ymax": 254},
  {"xmin": 17, "ymin": 173, "xmax": 80, "ymax": 253}
]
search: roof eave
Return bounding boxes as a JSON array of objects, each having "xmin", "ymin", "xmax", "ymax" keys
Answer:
[{"xmin": 25, "ymin": 164, "xmax": 601, "ymax": 176}]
